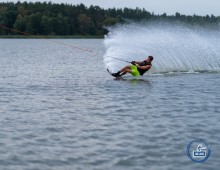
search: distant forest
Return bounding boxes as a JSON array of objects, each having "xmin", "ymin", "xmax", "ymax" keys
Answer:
[{"xmin": 0, "ymin": 2, "xmax": 220, "ymax": 36}]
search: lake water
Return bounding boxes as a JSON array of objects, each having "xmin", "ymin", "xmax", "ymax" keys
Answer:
[{"xmin": 0, "ymin": 39, "xmax": 220, "ymax": 170}]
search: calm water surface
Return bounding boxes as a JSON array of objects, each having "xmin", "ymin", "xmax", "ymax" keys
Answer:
[{"xmin": 0, "ymin": 39, "xmax": 220, "ymax": 170}]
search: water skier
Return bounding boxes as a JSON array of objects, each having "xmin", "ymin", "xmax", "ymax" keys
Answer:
[{"xmin": 111, "ymin": 56, "xmax": 153, "ymax": 77}]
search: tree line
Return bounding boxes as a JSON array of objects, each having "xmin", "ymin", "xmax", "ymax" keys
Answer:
[{"xmin": 0, "ymin": 1, "xmax": 219, "ymax": 36}]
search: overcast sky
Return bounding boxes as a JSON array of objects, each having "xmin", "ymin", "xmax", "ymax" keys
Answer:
[{"xmin": 5, "ymin": 0, "xmax": 220, "ymax": 16}]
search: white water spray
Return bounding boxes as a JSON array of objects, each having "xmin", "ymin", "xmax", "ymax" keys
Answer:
[{"xmin": 103, "ymin": 21, "xmax": 220, "ymax": 74}]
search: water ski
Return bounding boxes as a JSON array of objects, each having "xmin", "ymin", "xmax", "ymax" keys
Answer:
[{"xmin": 107, "ymin": 69, "xmax": 121, "ymax": 79}]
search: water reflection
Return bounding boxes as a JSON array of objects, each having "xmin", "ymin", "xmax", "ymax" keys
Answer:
[{"xmin": 116, "ymin": 77, "xmax": 152, "ymax": 85}]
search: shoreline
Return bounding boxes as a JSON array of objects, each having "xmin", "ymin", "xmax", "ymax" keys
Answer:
[{"xmin": 0, "ymin": 35, "xmax": 104, "ymax": 39}]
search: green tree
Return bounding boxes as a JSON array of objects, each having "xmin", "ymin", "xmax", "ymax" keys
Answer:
[
  {"xmin": 103, "ymin": 17, "xmax": 118, "ymax": 26},
  {"xmin": 77, "ymin": 14, "xmax": 95, "ymax": 35}
]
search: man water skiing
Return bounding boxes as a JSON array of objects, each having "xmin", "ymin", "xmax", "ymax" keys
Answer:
[{"xmin": 112, "ymin": 56, "xmax": 153, "ymax": 77}]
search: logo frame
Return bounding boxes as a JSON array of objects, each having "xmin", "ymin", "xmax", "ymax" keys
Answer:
[{"xmin": 187, "ymin": 139, "xmax": 211, "ymax": 163}]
